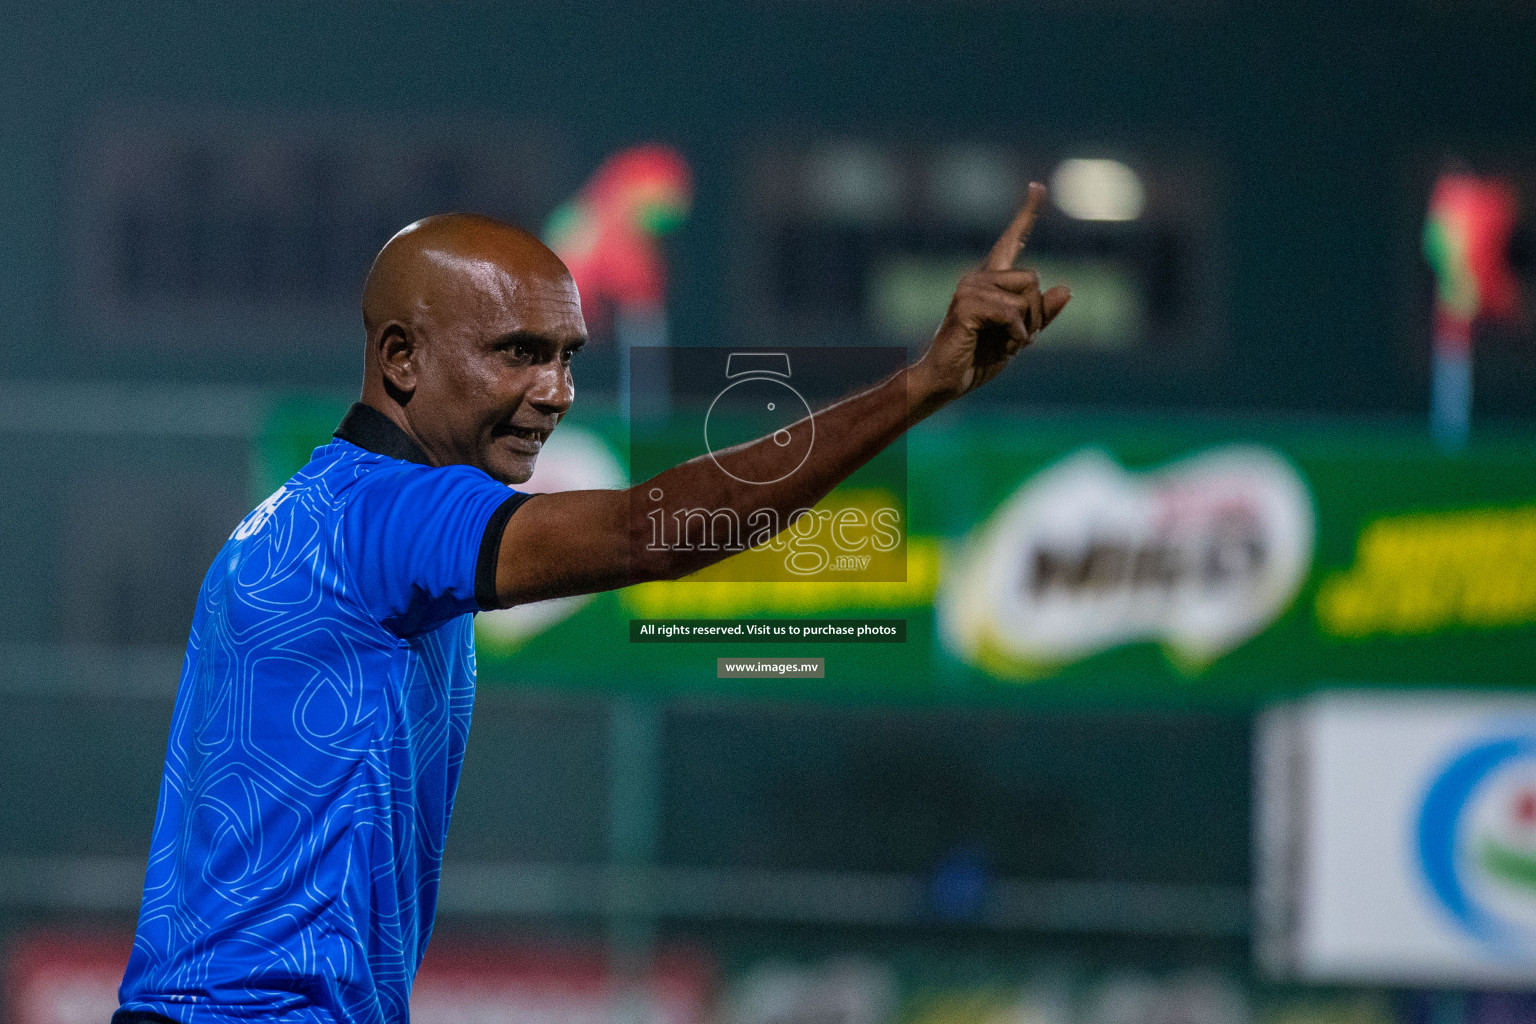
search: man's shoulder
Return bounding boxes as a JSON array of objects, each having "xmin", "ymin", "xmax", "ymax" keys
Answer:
[
  {"xmin": 317, "ymin": 444, "xmax": 511, "ymax": 539},
  {"xmin": 237, "ymin": 440, "xmax": 411, "ymax": 529},
  {"xmin": 302, "ymin": 438, "xmax": 433, "ymax": 492}
]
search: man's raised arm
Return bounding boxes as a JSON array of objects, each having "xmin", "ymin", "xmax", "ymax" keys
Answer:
[{"xmin": 489, "ymin": 182, "xmax": 1070, "ymax": 608}]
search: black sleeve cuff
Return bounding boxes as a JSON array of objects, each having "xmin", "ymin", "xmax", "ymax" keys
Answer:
[{"xmin": 475, "ymin": 492, "xmax": 536, "ymax": 611}]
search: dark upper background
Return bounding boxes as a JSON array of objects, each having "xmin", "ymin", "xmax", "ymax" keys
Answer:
[{"xmin": 1, "ymin": 0, "xmax": 1533, "ymax": 418}]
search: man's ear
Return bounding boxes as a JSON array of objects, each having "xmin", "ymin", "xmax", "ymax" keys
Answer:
[{"xmin": 376, "ymin": 322, "xmax": 417, "ymax": 397}]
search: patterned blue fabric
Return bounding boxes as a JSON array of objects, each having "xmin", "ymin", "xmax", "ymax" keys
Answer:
[{"xmin": 117, "ymin": 437, "xmax": 519, "ymax": 1024}]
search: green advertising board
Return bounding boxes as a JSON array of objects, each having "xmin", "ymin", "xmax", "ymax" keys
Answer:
[{"xmin": 259, "ymin": 398, "xmax": 1536, "ymax": 707}]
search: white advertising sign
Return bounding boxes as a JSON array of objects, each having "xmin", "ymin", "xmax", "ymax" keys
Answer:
[
  {"xmin": 1257, "ymin": 691, "xmax": 1536, "ymax": 986},
  {"xmin": 940, "ymin": 445, "xmax": 1314, "ymax": 677}
]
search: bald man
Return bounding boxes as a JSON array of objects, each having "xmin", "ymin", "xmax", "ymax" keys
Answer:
[{"xmin": 114, "ymin": 191, "xmax": 1068, "ymax": 1024}]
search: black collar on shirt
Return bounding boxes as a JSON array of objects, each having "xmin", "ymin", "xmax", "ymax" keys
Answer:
[{"xmin": 333, "ymin": 403, "xmax": 433, "ymax": 466}]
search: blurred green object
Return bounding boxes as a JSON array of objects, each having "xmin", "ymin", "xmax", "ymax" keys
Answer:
[
  {"xmin": 259, "ymin": 397, "xmax": 1536, "ymax": 707},
  {"xmin": 253, "ymin": 394, "xmax": 355, "ymax": 503},
  {"xmin": 869, "ymin": 256, "xmax": 1139, "ymax": 350}
]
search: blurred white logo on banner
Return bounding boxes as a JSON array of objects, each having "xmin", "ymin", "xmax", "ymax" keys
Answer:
[
  {"xmin": 723, "ymin": 959, "xmax": 895, "ymax": 1024},
  {"xmin": 476, "ymin": 424, "xmax": 625, "ymax": 650},
  {"xmin": 939, "ymin": 446, "xmax": 1314, "ymax": 677}
]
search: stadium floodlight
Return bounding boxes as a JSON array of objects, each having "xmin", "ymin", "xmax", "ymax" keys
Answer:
[{"xmin": 1050, "ymin": 158, "xmax": 1145, "ymax": 222}]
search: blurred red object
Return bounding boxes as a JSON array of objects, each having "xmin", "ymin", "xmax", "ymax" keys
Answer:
[
  {"xmin": 3, "ymin": 927, "xmax": 712, "ymax": 1024},
  {"xmin": 4, "ymin": 929, "xmax": 132, "ymax": 1024},
  {"xmin": 544, "ymin": 144, "xmax": 693, "ymax": 319},
  {"xmin": 1424, "ymin": 172, "xmax": 1522, "ymax": 355},
  {"xmin": 413, "ymin": 938, "xmax": 713, "ymax": 1024}
]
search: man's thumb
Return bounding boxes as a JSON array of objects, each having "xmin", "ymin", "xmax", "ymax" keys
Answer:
[{"xmin": 1043, "ymin": 286, "xmax": 1072, "ymax": 327}]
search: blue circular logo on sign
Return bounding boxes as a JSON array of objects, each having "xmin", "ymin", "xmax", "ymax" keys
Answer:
[{"xmin": 1419, "ymin": 731, "xmax": 1536, "ymax": 956}]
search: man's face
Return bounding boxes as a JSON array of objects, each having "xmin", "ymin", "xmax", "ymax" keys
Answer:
[{"xmin": 405, "ymin": 259, "xmax": 587, "ymax": 484}]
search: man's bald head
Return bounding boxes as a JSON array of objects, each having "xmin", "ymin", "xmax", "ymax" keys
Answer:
[
  {"xmin": 357, "ymin": 213, "xmax": 587, "ymax": 484},
  {"xmin": 362, "ymin": 213, "xmax": 573, "ymax": 339}
]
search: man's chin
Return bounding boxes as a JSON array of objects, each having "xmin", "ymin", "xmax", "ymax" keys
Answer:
[{"xmin": 483, "ymin": 450, "xmax": 537, "ymax": 487}]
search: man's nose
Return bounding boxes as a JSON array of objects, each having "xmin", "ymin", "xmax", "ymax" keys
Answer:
[{"xmin": 528, "ymin": 360, "xmax": 574, "ymax": 413}]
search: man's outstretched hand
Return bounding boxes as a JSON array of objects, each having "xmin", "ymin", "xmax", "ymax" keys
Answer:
[
  {"xmin": 492, "ymin": 185, "xmax": 1070, "ymax": 607},
  {"xmin": 911, "ymin": 181, "xmax": 1071, "ymax": 405}
]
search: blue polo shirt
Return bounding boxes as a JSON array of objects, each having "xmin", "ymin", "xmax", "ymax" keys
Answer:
[{"xmin": 116, "ymin": 404, "xmax": 530, "ymax": 1024}]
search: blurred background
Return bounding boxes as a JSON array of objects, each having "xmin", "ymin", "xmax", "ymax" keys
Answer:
[{"xmin": 2, "ymin": 2, "xmax": 1536, "ymax": 1023}]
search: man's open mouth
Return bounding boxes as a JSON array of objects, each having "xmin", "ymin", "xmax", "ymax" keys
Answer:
[{"xmin": 498, "ymin": 424, "xmax": 551, "ymax": 445}]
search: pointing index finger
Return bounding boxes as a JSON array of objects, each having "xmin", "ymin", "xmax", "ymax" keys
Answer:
[{"xmin": 986, "ymin": 181, "xmax": 1047, "ymax": 272}]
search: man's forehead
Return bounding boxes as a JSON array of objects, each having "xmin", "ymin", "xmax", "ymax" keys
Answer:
[
  {"xmin": 425, "ymin": 249, "xmax": 583, "ymax": 332},
  {"xmin": 423, "ymin": 248, "xmax": 574, "ymax": 299}
]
